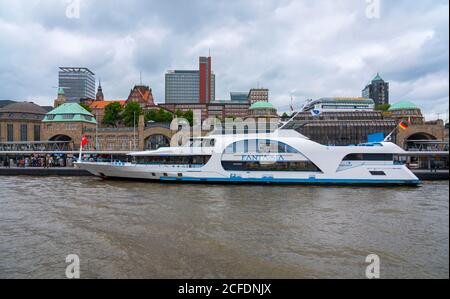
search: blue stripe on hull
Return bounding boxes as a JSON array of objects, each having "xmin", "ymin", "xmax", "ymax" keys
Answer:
[{"xmin": 159, "ymin": 176, "xmax": 421, "ymax": 186}]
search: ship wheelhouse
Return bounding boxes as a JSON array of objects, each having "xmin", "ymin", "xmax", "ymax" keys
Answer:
[{"xmin": 221, "ymin": 139, "xmax": 323, "ymax": 172}]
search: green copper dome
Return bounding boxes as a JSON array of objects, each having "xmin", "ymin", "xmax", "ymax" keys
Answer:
[
  {"xmin": 372, "ymin": 73, "xmax": 384, "ymax": 81},
  {"xmin": 43, "ymin": 103, "xmax": 97, "ymax": 124},
  {"xmin": 249, "ymin": 101, "xmax": 276, "ymax": 110},
  {"xmin": 388, "ymin": 101, "xmax": 418, "ymax": 111}
]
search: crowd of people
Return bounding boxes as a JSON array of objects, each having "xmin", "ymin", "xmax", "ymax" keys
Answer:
[{"xmin": 0, "ymin": 156, "xmax": 75, "ymax": 168}]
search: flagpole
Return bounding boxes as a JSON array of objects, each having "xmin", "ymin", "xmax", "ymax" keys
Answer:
[
  {"xmin": 384, "ymin": 121, "xmax": 408, "ymax": 142},
  {"xmin": 78, "ymin": 143, "xmax": 83, "ymax": 163}
]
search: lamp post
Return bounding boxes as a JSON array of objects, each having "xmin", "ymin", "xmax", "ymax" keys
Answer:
[{"xmin": 133, "ymin": 110, "xmax": 136, "ymax": 151}]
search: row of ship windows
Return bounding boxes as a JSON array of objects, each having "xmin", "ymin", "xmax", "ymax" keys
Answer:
[
  {"xmin": 222, "ymin": 161, "xmax": 322, "ymax": 172},
  {"xmin": 133, "ymin": 154, "xmax": 394, "ymax": 171}
]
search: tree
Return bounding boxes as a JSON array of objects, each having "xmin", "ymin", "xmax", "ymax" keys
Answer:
[
  {"xmin": 145, "ymin": 109, "xmax": 173, "ymax": 123},
  {"xmin": 175, "ymin": 109, "xmax": 184, "ymax": 119},
  {"xmin": 183, "ymin": 110, "xmax": 194, "ymax": 126},
  {"xmin": 122, "ymin": 102, "xmax": 143, "ymax": 127},
  {"xmin": 80, "ymin": 103, "xmax": 92, "ymax": 113},
  {"xmin": 375, "ymin": 104, "xmax": 391, "ymax": 112},
  {"xmin": 281, "ymin": 112, "xmax": 290, "ymax": 119},
  {"xmin": 156, "ymin": 108, "xmax": 173, "ymax": 122},
  {"xmin": 103, "ymin": 102, "xmax": 123, "ymax": 127}
]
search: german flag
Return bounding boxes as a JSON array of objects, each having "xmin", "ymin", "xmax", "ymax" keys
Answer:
[{"xmin": 399, "ymin": 121, "xmax": 409, "ymax": 130}]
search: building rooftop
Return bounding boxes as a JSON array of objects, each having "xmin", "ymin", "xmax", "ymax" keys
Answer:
[
  {"xmin": 0, "ymin": 100, "xmax": 17, "ymax": 108},
  {"xmin": 389, "ymin": 101, "xmax": 419, "ymax": 111},
  {"xmin": 0, "ymin": 102, "xmax": 48, "ymax": 115},
  {"xmin": 43, "ymin": 103, "xmax": 97, "ymax": 124},
  {"xmin": 90, "ymin": 100, "xmax": 127, "ymax": 109},
  {"xmin": 59, "ymin": 67, "xmax": 95, "ymax": 76},
  {"xmin": 249, "ymin": 101, "xmax": 276, "ymax": 110},
  {"xmin": 373, "ymin": 73, "xmax": 384, "ymax": 81}
]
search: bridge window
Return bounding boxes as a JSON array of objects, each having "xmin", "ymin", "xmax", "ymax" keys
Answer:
[
  {"xmin": 136, "ymin": 155, "xmax": 211, "ymax": 166},
  {"xmin": 222, "ymin": 161, "xmax": 322, "ymax": 172},
  {"xmin": 343, "ymin": 154, "xmax": 394, "ymax": 161},
  {"xmin": 224, "ymin": 140, "xmax": 300, "ymax": 154}
]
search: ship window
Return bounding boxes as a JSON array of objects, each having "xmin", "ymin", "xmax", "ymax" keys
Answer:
[
  {"xmin": 224, "ymin": 140, "xmax": 300, "ymax": 154},
  {"xmin": 136, "ymin": 155, "xmax": 212, "ymax": 166},
  {"xmin": 370, "ymin": 171, "xmax": 386, "ymax": 176},
  {"xmin": 187, "ymin": 139, "xmax": 216, "ymax": 148},
  {"xmin": 222, "ymin": 161, "xmax": 322, "ymax": 172},
  {"xmin": 343, "ymin": 154, "xmax": 394, "ymax": 161}
]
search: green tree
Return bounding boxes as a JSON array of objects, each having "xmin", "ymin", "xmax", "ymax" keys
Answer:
[
  {"xmin": 145, "ymin": 109, "xmax": 173, "ymax": 123},
  {"xmin": 80, "ymin": 103, "xmax": 92, "ymax": 113},
  {"xmin": 375, "ymin": 104, "xmax": 391, "ymax": 112},
  {"xmin": 103, "ymin": 102, "xmax": 123, "ymax": 127},
  {"xmin": 156, "ymin": 108, "xmax": 173, "ymax": 122},
  {"xmin": 183, "ymin": 110, "xmax": 194, "ymax": 126},
  {"xmin": 122, "ymin": 102, "xmax": 143, "ymax": 127},
  {"xmin": 281, "ymin": 112, "xmax": 290, "ymax": 119},
  {"xmin": 145, "ymin": 109, "xmax": 157, "ymax": 122},
  {"xmin": 175, "ymin": 109, "xmax": 184, "ymax": 118}
]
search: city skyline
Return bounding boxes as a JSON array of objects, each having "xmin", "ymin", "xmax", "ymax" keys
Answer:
[{"xmin": 0, "ymin": 0, "xmax": 448, "ymax": 120}]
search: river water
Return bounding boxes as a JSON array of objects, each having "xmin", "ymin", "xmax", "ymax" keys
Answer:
[{"xmin": 0, "ymin": 177, "xmax": 448, "ymax": 279}]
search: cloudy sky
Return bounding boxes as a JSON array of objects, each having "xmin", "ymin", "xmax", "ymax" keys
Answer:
[{"xmin": 0, "ymin": 0, "xmax": 448, "ymax": 119}]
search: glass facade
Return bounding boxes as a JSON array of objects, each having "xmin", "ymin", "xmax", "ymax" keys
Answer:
[
  {"xmin": 58, "ymin": 67, "xmax": 96, "ymax": 102},
  {"xmin": 165, "ymin": 71, "xmax": 215, "ymax": 104}
]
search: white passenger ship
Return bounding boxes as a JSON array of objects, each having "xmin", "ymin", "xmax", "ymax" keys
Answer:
[{"xmin": 76, "ymin": 129, "xmax": 421, "ymax": 186}]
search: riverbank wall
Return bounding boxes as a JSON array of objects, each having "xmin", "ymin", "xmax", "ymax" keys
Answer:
[{"xmin": 0, "ymin": 167, "xmax": 92, "ymax": 177}]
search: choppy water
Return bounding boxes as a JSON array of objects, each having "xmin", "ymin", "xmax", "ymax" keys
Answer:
[{"xmin": 0, "ymin": 177, "xmax": 448, "ymax": 279}]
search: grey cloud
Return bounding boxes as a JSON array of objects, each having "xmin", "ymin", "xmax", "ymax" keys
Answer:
[{"xmin": 0, "ymin": 0, "xmax": 448, "ymax": 118}]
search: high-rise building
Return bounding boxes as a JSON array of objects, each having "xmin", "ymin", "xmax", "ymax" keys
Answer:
[
  {"xmin": 248, "ymin": 88, "xmax": 269, "ymax": 104},
  {"xmin": 165, "ymin": 57, "xmax": 215, "ymax": 104},
  {"xmin": 362, "ymin": 73, "xmax": 389, "ymax": 106},
  {"xmin": 199, "ymin": 56, "xmax": 213, "ymax": 104},
  {"xmin": 58, "ymin": 67, "xmax": 96, "ymax": 103}
]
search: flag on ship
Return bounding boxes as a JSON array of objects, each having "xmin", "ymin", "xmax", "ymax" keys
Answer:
[
  {"xmin": 399, "ymin": 121, "xmax": 409, "ymax": 130},
  {"xmin": 81, "ymin": 136, "xmax": 89, "ymax": 147}
]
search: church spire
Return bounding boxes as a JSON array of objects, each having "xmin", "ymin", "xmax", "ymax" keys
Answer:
[{"xmin": 96, "ymin": 79, "xmax": 104, "ymax": 101}]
